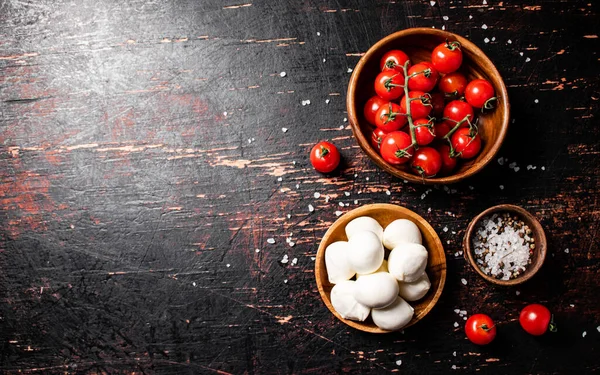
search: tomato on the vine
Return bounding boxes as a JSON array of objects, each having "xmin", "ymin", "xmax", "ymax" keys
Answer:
[
  {"xmin": 451, "ymin": 128, "xmax": 482, "ymax": 159},
  {"xmin": 430, "ymin": 92, "xmax": 446, "ymax": 118},
  {"xmin": 400, "ymin": 91, "xmax": 432, "ymax": 120},
  {"xmin": 310, "ymin": 141, "xmax": 341, "ymax": 173},
  {"xmin": 364, "ymin": 96, "xmax": 388, "ymax": 125},
  {"xmin": 380, "ymin": 50, "xmax": 411, "ymax": 72},
  {"xmin": 465, "ymin": 79, "xmax": 496, "ymax": 109},
  {"xmin": 413, "ymin": 118, "xmax": 435, "ymax": 146},
  {"xmin": 436, "ymin": 144, "xmax": 457, "ymax": 175},
  {"xmin": 411, "ymin": 147, "xmax": 442, "ymax": 177},
  {"xmin": 379, "ymin": 131, "xmax": 413, "ymax": 165},
  {"xmin": 434, "ymin": 120, "xmax": 453, "ymax": 140},
  {"xmin": 443, "ymin": 100, "xmax": 474, "ymax": 126},
  {"xmin": 375, "ymin": 102, "xmax": 408, "ymax": 132},
  {"xmin": 374, "ymin": 71, "xmax": 405, "ymax": 101},
  {"xmin": 438, "ymin": 72, "xmax": 468, "ymax": 97},
  {"xmin": 465, "ymin": 314, "xmax": 496, "ymax": 345},
  {"xmin": 431, "ymin": 41, "xmax": 463, "ymax": 74},
  {"xmin": 370, "ymin": 128, "xmax": 389, "ymax": 150},
  {"xmin": 519, "ymin": 304, "xmax": 556, "ymax": 336},
  {"xmin": 408, "ymin": 62, "xmax": 439, "ymax": 92}
]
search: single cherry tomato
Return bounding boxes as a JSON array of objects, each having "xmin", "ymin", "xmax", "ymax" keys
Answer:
[
  {"xmin": 364, "ymin": 96, "xmax": 388, "ymax": 125},
  {"xmin": 375, "ymin": 102, "xmax": 408, "ymax": 132},
  {"xmin": 431, "ymin": 41, "xmax": 463, "ymax": 74},
  {"xmin": 465, "ymin": 79, "xmax": 496, "ymax": 109},
  {"xmin": 400, "ymin": 91, "xmax": 432, "ymax": 119},
  {"xmin": 465, "ymin": 314, "xmax": 497, "ymax": 345},
  {"xmin": 370, "ymin": 128, "xmax": 389, "ymax": 150},
  {"xmin": 434, "ymin": 120, "xmax": 453, "ymax": 140},
  {"xmin": 374, "ymin": 71, "xmax": 405, "ymax": 101},
  {"xmin": 430, "ymin": 92, "xmax": 446, "ymax": 118},
  {"xmin": 436, "ymin": 144, "xmax": 457, "ymax": 175},
  {"xmin": 380, "ymin": 49, "xmax": 411, "ymax": 72},
  {"xmin": 379, "ymin": 131, "xmax": 414, "ymax": 165},
  {"xmin": 411, "ymin": 147, "xmax": 442, "ymax": 177},
  {"xmin": 413, "ymin": 118, "xmax": 435, "ymax": 146},
  {"xmin": 438, "ymin": 72, "xmax": 468, "ymax": 97},
  {"xmin": 310, "ymin": 141, "xmax": 341, "ymax": 173},
  {"xmin": 408, "ymin": 62, "xmax": 439, "ymax": 92},
  {"xmin": 451, "ymin": 128, "xmax": 482, "ymax": 159},
  {"xmin": 443, "ymin": 100, "xmax": 474, "ymax": 126},
  {"xmin": 519, "ymin": 304, "xmax": 556, "ymax": 336}
]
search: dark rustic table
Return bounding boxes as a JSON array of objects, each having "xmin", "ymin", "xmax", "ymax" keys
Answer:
[{"xmin": 1, "ymin": 0, "xmax": 599, "ymax": 374}]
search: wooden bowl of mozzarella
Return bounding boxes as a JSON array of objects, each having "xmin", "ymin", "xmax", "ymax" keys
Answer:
[{"xmin": 315, "ymin": 204, "xmax": 446, "ymax": 333}]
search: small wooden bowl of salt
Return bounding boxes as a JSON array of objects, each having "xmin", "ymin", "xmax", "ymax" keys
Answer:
[{"xmin": 463, "ymin": 204, "xmax": 547, "ymax": 286}]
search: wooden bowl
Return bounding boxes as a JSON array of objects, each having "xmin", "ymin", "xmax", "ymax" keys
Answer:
[
  {"xmin": 347, "ymin": 28, "xmax": 510, "ymax": 184},
  {"xmin": 315, "ymin": 203, "xmax": 446, "ymax": 333},
  {"xmin": 463, "ymin": 204, "xmax": 547, "ymax": 286}
]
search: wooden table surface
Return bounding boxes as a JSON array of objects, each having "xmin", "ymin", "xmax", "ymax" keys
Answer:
[{"xmin": 1, "ymin": 1, "xmax": 599, "ymax": 374}]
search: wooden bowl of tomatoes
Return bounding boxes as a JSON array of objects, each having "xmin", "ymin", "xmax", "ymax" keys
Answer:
[{"xmin": 347, "ymin": 28, "xmax": 509, "ymax": 184}]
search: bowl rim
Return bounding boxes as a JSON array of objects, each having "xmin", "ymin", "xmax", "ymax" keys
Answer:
[
  {"xmin": 347, "ymin": 27, "xmax": 510, "ymax": 184},
  {"xmin": 462, "ymin": 204, "xmax": 547, "ymax": 286},
  {"xmin": 314, "ymin": 203, "xmax": 446, "ymax": 333}
]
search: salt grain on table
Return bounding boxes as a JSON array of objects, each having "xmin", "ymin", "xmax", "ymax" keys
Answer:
[
  {"xmin": 267, "ymin": 238, "xmax": 276, "ymax": 244},
  {"xmin": 308, "ymin": 204, "xmax": 314, "ymax": 212},
  {"xmin": 461, "ymin": 278, "xmax": 467, "ymax": 285},
  {"xmin": 281, "ymin": 254, "xmax": 289, "ymax": 264}
]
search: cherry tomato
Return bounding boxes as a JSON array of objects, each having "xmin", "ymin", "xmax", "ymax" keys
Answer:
[
  {"xmin": 451, "ymin": 128, "xmax": 482, "ymax": 159},
  {"xmin": 434, "ymin": 120, "xmax": 453, "ymax": 140},
  {"xmin": 430, "ymin": 92, "xmax": 445, "ymax": 118},
  {"xmin": 380, "ymin": 49, "xmax": 411, "ymax": 72},
  {"xmin": 436, "ymin": 144, "xmax": 457, "ymax": 175},
  {"xmin": 375, "ymin": 102, "xmax": 408, "ymax": 132},
  {"xmin": 364, "ymin": 96, "xmax": 388, "ymax": 125},
  {"xmin": 374, "ymin": 71, "xmax": 405, "ymax": 101},
  {"xmin": 519, "ymin": 304, "xmax": 556, "ymax": 336},
  {"xmin": 443, "ymin": 100, "xmax": 474, "ymax": 126},
  {"xmin": 465, "ymin": 79, "xmax": 496, "ymax": 109},
  {"xmin": 465, "ymin": 314, "xmax": 496, "ymax": 345},
  {"xmin": 413, "ymin": 118, "xmax": 435, "ymax": 146},
  {"xmin": 438, "ymin": 72, "xmax": 468, "ymax": 97},
  {"xmin": 411, "ymin": 147, "xmax": 442, "ymax": 177},
  {"xmin": 431, "ymin": 41, "xmax": 463, "ymax": 74},
  {"xmin": 310, "ymin": 141, "xmax": 341, "ymax": 173},
  {"xmin": 370, "ymin": 128, "xmax": 389, "ymax": 150},
  {"xmin": 400, "ymin": 91, "xmax": 432, "ymax": 119},
  {"xmin": 379, "ymin": 131, "xmax": 414, "ymax": 165},
  {"xmin": 408, "ymin": 62, "xmax": 439, "ymax": 92}
]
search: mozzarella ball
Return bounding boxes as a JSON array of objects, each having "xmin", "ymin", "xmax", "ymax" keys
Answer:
[
  {"xmin": 345, "ymin": 216, "xmax": 383, "ymax": 241},
  {"xmin": 325, "ymin": 241, "xmax": 355, "ymax": 284},
  {"xmin": 388, "ymin": 243, "xmax": 428, "ymax": 282},
  {"xmin": 397, "ymin": 272, "xmax": 431, "ymax": 301},
  {"xmin": 371, "ymin": 296, "xmax": 414, "ymax": 331},
  {"xmin": 383, "ymin": 219, "xmax": 422, "ymax": 249},
  {"xmin": 330, "ymin": 280, "xmax": 370, "ymax": 321},
  {"xmin": 347, "ymin": 230, "xmax": 384, "ymax": 274},
  {"xmin": 356, "ymin": 260, "xmax": 388, "ymax": 280},
  {"xmin": 353, "ymin": 272, "xmax": 399, "ymax": 308}
]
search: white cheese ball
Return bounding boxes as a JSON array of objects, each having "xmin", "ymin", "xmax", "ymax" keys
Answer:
[
  {"xmin": 371, "ymin": 296, "xmax": 414, "ymax": 331},
  {"xmin": 383, "ymin": 219, "xmax": 422, "ymax": 249},
  {"xmin": 353, "ymin": 272, "xmax": 399, "ymax": 308},
  {"xmin": 347, "ymin": 230, "xmax": 384, "ymax": 274},
  {"xmin": 325, "ymin": 241, "xmax": 355, "ymax": 284},
  {"xmin": 330, "ymin": 280, "xmax": 370, "ymax": 321},
  {"xmin": 388, "ymin": 243, "xmax": 428, "ymax": 282},
  {"xmin": 355, "ymin": 260, "xmax": 388, "ymax": 280},
  {"xmin": 397, "ymin": 272, "xmax": 431, "ymax": 301},
  {"xmin": 345, "ymin": 216, "xmax": 383, "ymax": 241}
]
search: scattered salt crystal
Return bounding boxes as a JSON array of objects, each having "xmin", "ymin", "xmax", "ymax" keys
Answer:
[
  {"xmin": 339, "ymin": 125, "xmax": 344, "ymax": 130},
  {"xmin": 597, "ymin": 326, "xmax": 600, "ymax": 333},
  {"xmin": 527, "ymin": 165, "xmax": 533, "ymax": 170},
  {"xmin": 226, "ymin": 264, "xmax": 231, "ymax": 268},
  {"xmin": 223, "ymin": 111, "xmax": 228, "ymax": 117},
  {"xmin": 323, "ymin": 58, "xmax": 326, "ymax": 63},
  {"xmin": 347, "ymin": 68, "xmax": 353, "ymax": 73},
  {"xmin": 314, "ymin": 192, "xmax": 321, "ymax": 199},
  {"xmin": 404, "ymin": 180, "xmax": 408, "ymax": 183},
  {"xmin": 354, "ymin": 200, "xmax": 358, "ymax": 205},
  {"xmin": 267, "ymin": 238, "xmax": 275, "ymax": 244},
  {"xmin": 463, "ymin": 317, "xmax": 467, "ymax": 321},
  {"xmin": 255, "ymin": 249, "xmax": 260, "ymax": 253},
  {"xmin": 308, "ymin": 204, "xmax": 315, "ymax": 212},
  {"xmin": 443, "ymin": 16, "xmax": 449, "ymax": 20},
  {"xmin": 280, "ymin": 71, "xmax": 287, "ymax": 77},
  {"xmin": 343, "ymin": 117, "xmax": 347, "ymax": 122},
  {"xmin": 516, "ymin": 291, "xmax": 521, "ymax": 296},
  {"xmin": 482, "ymin": 24, "xmax": 488, "ymax": 29},
  {"xmin": 441, "ymin": 25, "xmax": 446, "ymax": 31},
  {"xmin": 366, "ymin": 177, "xmax": 370, "ymax": 181},
  {"xmin": 301, "ymin": 99, "xmax": 311, "ymax": 106},
  {"xmin": 277, "ymin": 177, "xmax": 283, "ymax": 182},
  {"xmin": 287, "ymin": 214, "xmax": 291, "ymax": 219},
  {"xmin": 317, "ymin": 32, "xmax": 321, "ymax": 36},
  {"xmin": 454, "ymin": 322, "xmax": 459, "ymax": 328},
  {"xmin": 508, "ymin": 39, "xmax": 512, "ymax": 44},
  {"xmin": 452, "ymin": 231, "xmax": 456, "ymax": 235},
  {"xmin": 428, "ymin": 208, "xmax": 432, "ymax": 213},
  {"xmin": 325, "ymin": 195, "xmax": 330, "ymax": 203},
  {"xmin": 192, "ymin": 282, "xmax": 196, "ymax": 286},
  {"xmin": 282, "ymin": 127, "xmax": 288, "ymax": 133},
  {"xmin": 583, "ymin": 331, "xmax": 587, "ymax": 338},
  {"xmin": 519, "ymin": 52, "xmax": 524, "ymax": 56},
  {"xmin": 482, "ymin": 0, "xmax": 487, "ymax": 4},
  {"xmin": 454, "ymin": 309, "xmax": 460, "ymax": 314},
  {"xmin": 525, "ymin": 57, "xmax": 531, "ymax": 62},
  {"xmin": 345, "ymin": 203, "xmax": 349, "ymax": 207},
  {"xmin": 339, "ymin": 202, "xmax": 345, "ymax": 207},
  {"xmin": 499, "ymin": 185, "xmax": 504, "ymax": 190},
  {"xmin": 452, "ymin": 365, "xmax": 457, "ymax": 370},
  {"xmin": 443, "ymin": 227, "xmax": 449, "ymax": 233},
  {"xmin": 570, "ymin": 304, "xmax": 575, "ymax": 307},
  {"xmin": 565, "ymin": 248, "xmax": 569, "ymax": 253},
  {"xmin": 386, "ymin": 190, "xmax": 391, "ymax": 196},
  {"xmin": 534, "ymin": 99, "xmax": 539, "ymax": 104},
  {"xmin": 455, "ymin": 252, "xmax": 460, "ymax": 257},
  {"xmin": 469, "ymin": 15, "xmax": 473, "ymax": 19},
  {"xmin": 283, "ymin": 279, "xmax": 288, "ymax": 284},
  {"xmin": 497, "ymin": 157, "xmax": 505, "ymax": 165},
  {"xmin": 291, "ymin": 257, "xmax": 298, "ymax": 265},
  {"xmin": 484, "ymin": 38, "xmax": 490, "ymax": 43},
  {"xmin": 541, "ymin": 166, "xmax": 546, "ymax": 170},
  {"xmin": 292, "ymin": 160, "xmax": 296, "ymax": 165},
  {"xmin": 421, "ymin": 193, "xmax": 427, "ymax": 200},
  {"xmin": 447, "ymin": 240, "xmax": 451, "ymax": 245},
  {"xmin": 344, "ymin": 192, "xmax": 351, "ymax": 196},
  {"xmin": 453, "ymin": 351, "xmax": 457, "ymax": 357},
  {"xmin": 325, "ymin": 99, "xmax": 330, "ymax": 104},
  {"xmin": 509, "ymin": 162, "xmax": 517, "ymax": 168},
  {"xmin": 311, "ymin": 257, "xmax": 316, "ymax": 261},
  {"xmin": 335, "ymin": 211, "xmax": 343, "ymax": 217},
  {"xmin": 280, "ymin": 188, "xmax": 285, "ymax": 193},
  {"xmin": 514, "ymin": 167, "xmax": 520, "ymax": 172},
  {"xmin": 461, "ymin": 278, "xmax": 468, "ymax": 285},
  {"xmin": 430, "ymin": 0, "xmax": 436, "ymax": 6},
  {"xmin": 396, "ymin": 359, "xmax": 402, "ymax": 366},
  {"xmin": 281, "ymin": 254, "xmax": 289, "ymax": 264},
  {"xmin": 492, "ymin": 37, "xmax": 496, "ymax": 41}
]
